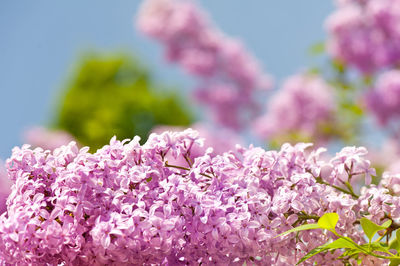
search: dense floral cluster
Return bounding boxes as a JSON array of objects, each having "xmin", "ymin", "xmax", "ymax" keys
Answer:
[
  {"xmin": 359, "ymin": 173, "xmax": 400, "ymax": 246},
  {"xmin": 253, "ymin": 74, "xmax": 335, "ymax": 142},
  {"xmin": 136, "ymin": 0, "xmax": 271, "ymax": 130},
  {"xmin": 327, "ymin": 0, "xmax": 400, "ymax": 73},
  {"xmin": 0, "ymin": 130, "xmax": 380, "ymax": 265},
  {"xmin": 4, "ymin": 0, "xmax": 400, "ymax": 265},
  {"xmin": 365, "ymin": 70, "xmax": 400, "ymax": 126}
]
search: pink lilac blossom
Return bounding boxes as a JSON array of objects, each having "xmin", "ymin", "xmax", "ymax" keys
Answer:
[
  {"xmin": 326, "ymin": 0, "xmax": 400, "ymax": 73},
  {"xmin": 0, "ymin": 161, "xmax": 11, "ymax": 213},
  {"xmin": 136, "ymin": 0, "xmax": 272, "ymax": 130},
  {"xmin": 359, "ymin": 176, "xmax": 400, "ymax": 235},
  {"xmin": 365, "ymin": 70, "xmax": 400, "ymax": 126},
  {"xmin": 152, "ymin": 122, "xmax": 243, "ymax": 157},
  {"xmin": 23, "ymin": 126, "xmax": 77, "ymax": 151},
  {"xmin": 253, "ymin": 74, "xmax": 335, "ymax": 142},
  {"xmin": 0, "ymin": 129, "xmax": 378, "ymax": 265},
  {"xmin": 335, "ymin": 0, "xmax": 367, "ymax": 7},
  {"xmin": 366, "ymin": 137, "xmax": 400, "ymax": 173}
]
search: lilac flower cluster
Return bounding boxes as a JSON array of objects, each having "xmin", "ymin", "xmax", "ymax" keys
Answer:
[
  {"xmin": 151, "ymin": 122, "xmax": 243, "ymax": 158},
  {"xmin": 0, "ymin": 129, "xmax": 379, "ymax": 265},
  {"xmin": 253, "ymin": 74, "xmax": 335, "ymax": 142},
  {"xmin": 365, "ymin": 70, "xmax": 400, "ymax": 126},
  {"xmin": 136, "ymin": 0, "xmax": 272, "ymax": 130},
  {"xmin": 359, "ymin": 173, "xmax": 400, "ymax": 238},
  {"xmin": 326, "ymin": 0, "xmax": 400, "ymax": 73}
]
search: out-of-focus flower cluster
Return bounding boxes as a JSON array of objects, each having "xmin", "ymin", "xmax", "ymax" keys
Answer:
[
  {"xmin": 23, "ymin": 126, "xmax": 77, "ymax": 151},
  {"xmin": 254, "ymin": 74, "xmax": 335, "ymax": 143},
  {"xmin": 137, "ymin": 0, "xmax": 272, "ymax": 130},
  {"xmin": 327, "ymin": 0, "xmax": 400, "ymax": 73},
  {"xmin": 0, "ymin": 130, "xmax": 380, "ymax": 265},
  {"xmin": 366, "ymin": 70, "xmax": 400, "ymax": 126}
]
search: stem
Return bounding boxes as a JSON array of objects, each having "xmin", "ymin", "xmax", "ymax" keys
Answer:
[
  {"xmin": 165, "ymin": 161, "xmax": 214, "ymax": 180},
  {"xmin": 200, "ymin": 173, "xmax": 213, "ymax": 179},
  {"xmin": 184, "ymin": 154, "xmax": 193, "ymax": 168},
  {"xmin": 298, "ymin": 212, "xmax": 320, "ymax": 222},
  {"xmin": 374, "ymin": 231, "xmax": 386, "ymax": 243},
  {"xmin": 316, "ymin": 177, "xmax": 359, "ymax": 199},
  {"xmin": 164, "ymin": 161, "xmax": 190, "ymax": 171},
  {"xmin": 329, "ymin": 229, "xmax": 395, "ymax": 260}
]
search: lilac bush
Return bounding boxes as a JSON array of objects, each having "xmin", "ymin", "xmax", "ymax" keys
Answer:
[
  {"xmin": 6, "ymin": 0, "xmax": 400, "ymax": 264},
  {"xmin": 0, "ymin": 130, "xmax": 388, "ymax": 265}
]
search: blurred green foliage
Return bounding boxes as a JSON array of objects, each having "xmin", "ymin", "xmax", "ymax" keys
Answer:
[{"xmin": 54, "ymin": 53, "xmax": 194, "ymax": 151}]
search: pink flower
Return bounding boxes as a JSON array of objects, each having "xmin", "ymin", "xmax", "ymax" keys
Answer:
[
  {"xmin": 254, "ymin": 74, "xmax": 335, "ymax": 142},
  {"xmin": 23, "ymin": 126, "xmax": 77, "ymax": 151},
  {"xmin": 137, "ymin": 0, "xmax": 272, "ymax": 130}
]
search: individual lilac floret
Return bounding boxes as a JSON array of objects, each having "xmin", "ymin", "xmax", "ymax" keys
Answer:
[
  {"xmin": 365, "ymin": 70, "xmax": 400, "ymax": 126},
  {"xmin": 254, "ymin": 74, "xmax": 335, "ymax": 143},
  {"xmin": 23, "ymin": 126, "xmax": 77, "ymax": 151},
  {"xmin": 136, "ymin": 0, "xmax": 272, "ymax": 130},
  {"xmin": 326, "ymin": 0, "xmax": 400, "ymax": 73},
  {"xmin": 0, "ymin": 129, "xmax": 379, "ymax": 265}
]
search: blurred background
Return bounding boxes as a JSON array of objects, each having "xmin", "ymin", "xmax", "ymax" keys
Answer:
[{"xmin": 0, "ymin": 0, "xmax": 333, "ymax": 158}]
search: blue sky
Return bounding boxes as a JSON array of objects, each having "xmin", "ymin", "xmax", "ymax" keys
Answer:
[{"xmin": 0, "ymin": 0, "xmax": 333, "ymax": 158}]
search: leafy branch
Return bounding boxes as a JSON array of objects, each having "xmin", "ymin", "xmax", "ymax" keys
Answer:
[{"xmin": 277, "ymin": 213, "xmax": 400, "ymax": 265}]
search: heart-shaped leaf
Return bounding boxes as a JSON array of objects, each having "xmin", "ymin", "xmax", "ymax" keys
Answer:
[
  {"xmin": 360, "ymin": 218, "xmax": 392, "ymax": 243},
  {"xmin": 297, "ymin": 237, "xmax": 360, "ymax": 265},
  {"xmin": 318, "ymin": 213, "xmax": 339, "ymax": 230}
]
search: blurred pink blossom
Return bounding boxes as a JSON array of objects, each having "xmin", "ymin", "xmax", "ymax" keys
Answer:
[
  {"xmin": 365, "ymin": 70, "xmax": 400, "ymax": 126},
  {"xmin": 137, "ymin": 0, "xmax": 272, "ymax": 130},
  {"xmin": 254, "ymin": 74, "xmax": 335, "ymax": 142},
  {"xmin": 326, "ymin": 0, "xmax": 400, "ymax": 73},
  {"xmin": 23, "ymin": 126, "xmax": 77, "ymax": 151}
]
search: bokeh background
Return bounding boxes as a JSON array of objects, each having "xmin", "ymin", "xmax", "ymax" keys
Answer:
[{"xmin": 0, "ymin": 0, "xmax": 333, "ymax": 159}]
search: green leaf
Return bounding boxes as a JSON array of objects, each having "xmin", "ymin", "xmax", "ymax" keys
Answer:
[
  {"xmin": 331, "ymin": 59, "xmax": 346, "ymax": 73},
  {"xmin": 361, "ymin": 242, "xmax": 389, "ymax": 253},
  {"xmin": 297, "ymin": 237, "xmax": 360, "ymax": 265},
  {"xmin": 389, "ymin": 230, "xmax": 400, "ymax": 252},
  {"xmin": 308, "ymin": 42, "xmax": 325, "ymax": 56},
  {"xmin": 390, "ymin": 258, "xmax": 400, "ymax": 266},
  {"xmin": 339, "ymin": 248, "xmax": 361, "ymax": 259},
  {"xmin": 318, "ymin": 213, "xmax": 339, "ymax": 230},
  {"xmin": 360, "ymin": 218, "xmax": 391, "ymax": 243},
  {"xmin": 382, "ymin": 220, "xmax": 393, "ymax": 228},
  {"xmin": 275, "ymin": 223, "xmax": 321, "ymax": 238}
]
